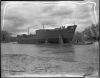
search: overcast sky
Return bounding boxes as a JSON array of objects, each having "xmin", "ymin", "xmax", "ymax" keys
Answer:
[{"xmin": 1, "ymin": 0, "xmax": 99, "ymax": 36}]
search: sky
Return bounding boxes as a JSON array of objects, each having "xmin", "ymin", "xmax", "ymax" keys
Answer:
[{"xmin": 1, "ymin": 0, "xmax": 99, "ymax": 36}]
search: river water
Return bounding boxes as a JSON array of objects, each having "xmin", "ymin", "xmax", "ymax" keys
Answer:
[
  {"xmin": 1, "ymin": 42, "xmax": 99, "ymax": 63},
  {"xmin": 1, "ymin": 42, "xmax": 99, "ymax": 77}
]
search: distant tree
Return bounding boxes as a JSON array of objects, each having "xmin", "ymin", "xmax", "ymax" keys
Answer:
[
  {"xmin": 91, "ymin": 24, "xmax": 97, "ymax": 38},
  {"xmin": 82, "ymin": 27, "xmax": 92, "ymax": 38},
  {"xmin": 1, "ymin": 30, "xmax": 11, "ymax": 42},
  {"xmin": 96, "ymin": 22, "xmax": 99, "ymax": 31},
  {"xmin": 72, "ymin": 31, "xmax": 83, "ymax": 42},
  {"xmin": 82, "ymin": 22, "xmax": 99, "ymax": 40},
  {"xmin": 95, "ymin": 22, "xmax": 99, "ymax": 39}
]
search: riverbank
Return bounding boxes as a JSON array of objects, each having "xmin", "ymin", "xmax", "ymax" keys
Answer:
[{"xmin": 1, "ymin": 54, "xmax": 99, "ymax": 77}]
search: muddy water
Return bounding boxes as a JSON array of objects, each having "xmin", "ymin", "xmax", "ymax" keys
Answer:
[{"xmin": 1, "ymin": 42, "xmax": 99, "ymax": 77}]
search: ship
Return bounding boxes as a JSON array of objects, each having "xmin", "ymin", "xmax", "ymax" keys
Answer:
[{"xmin": 17, "ymin": 25, "xmax": 77, "ymax": 44}]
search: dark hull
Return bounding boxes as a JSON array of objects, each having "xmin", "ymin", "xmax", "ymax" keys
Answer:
[
  {"xmin": 18, "ymin": 38, "xmax": 71, "ymax": 44},
  {"xmin": 17, "ymin": 25, "xmax": 77, "ymax": 44}
]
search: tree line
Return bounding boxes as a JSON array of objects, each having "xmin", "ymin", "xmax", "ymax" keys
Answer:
[
  {"xmin": 1, "ymin": 31, "xmax": 18, "ymax": 42},
  {"xmin": 83, "ymin": 22, "xmax": 99, "ymax": 40},
  {"xmin": 73, "ymin": 22, "xmax": 99, "ymax": 42}
]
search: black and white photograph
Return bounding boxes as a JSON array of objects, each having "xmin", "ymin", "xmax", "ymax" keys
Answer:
[{"xmin": 1, "ymin": 0, "xmax": 99, "ymax": 78}]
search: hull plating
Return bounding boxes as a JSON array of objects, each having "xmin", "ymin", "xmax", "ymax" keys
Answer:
[{"xmin": 18, "ymin": 38, "xmax": 71, "ymax": 44}]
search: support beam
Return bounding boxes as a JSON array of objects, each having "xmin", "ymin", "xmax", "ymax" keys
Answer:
[
  {"xmin": 45, "ymin": 39, "xmax": 48, "ymax": 44},
  {"xmin": 59, "ymin": 34, "xmax": 64, "ymax": 44}
]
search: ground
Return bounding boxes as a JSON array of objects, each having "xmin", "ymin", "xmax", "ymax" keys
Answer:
[{"xmin": 1, "ymin": 54, "xmax": 99, "ymax": 77}]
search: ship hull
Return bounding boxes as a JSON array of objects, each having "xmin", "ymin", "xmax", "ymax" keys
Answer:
[
  {"xmin": 18, "ymin": 38, "xmax": 70, "ymax": 44},
  {"xmin": 17, "ymin": 25, "xmax": 77, "ymax": 44}
]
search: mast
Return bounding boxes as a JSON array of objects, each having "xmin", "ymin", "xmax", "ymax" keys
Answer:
[
  {"xmin": 42, "ymin": 24, "xmax": 44, "ymax": 29},
  {"xmin": 28, "ymin": 27, "xmax": 30, "ymax": 35}
]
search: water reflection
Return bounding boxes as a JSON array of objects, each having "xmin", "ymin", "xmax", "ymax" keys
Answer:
[
  {"xmin": 1, "ymin": 42, "xmax": 99, "ymax": 63},
  {"xmin": 37, "ymin": 44, "xmax": 76, "ymax": 62}
]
